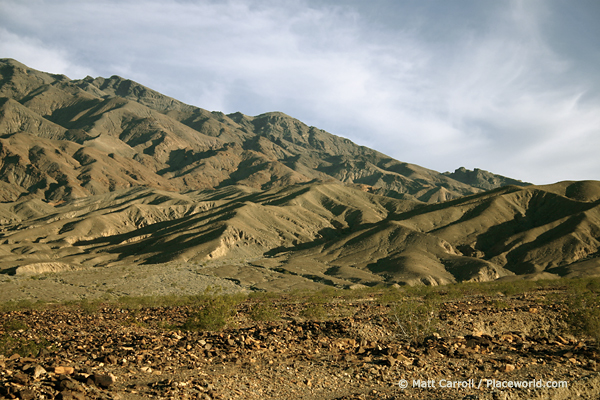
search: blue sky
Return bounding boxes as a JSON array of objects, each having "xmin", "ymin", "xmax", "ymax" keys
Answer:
[{"xmin": 1, "ymin": 0, "xmax": 599, "ymax": 184}]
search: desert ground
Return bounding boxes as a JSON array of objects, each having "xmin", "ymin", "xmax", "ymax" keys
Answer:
[{"xmin": 1, "ymin": 278, "xmax": 599, "ymax": 400}]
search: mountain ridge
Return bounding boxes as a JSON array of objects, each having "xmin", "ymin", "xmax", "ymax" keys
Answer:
[
  {"xmin": 2, "ymin": 58, "xmax": 599, "ymax": 289},
  {"xmin": 0, "ymin": 58, "xmax": 525, "ymax": 204}
]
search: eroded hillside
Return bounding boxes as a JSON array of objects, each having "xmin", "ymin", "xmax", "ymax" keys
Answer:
[
  {"xmin": 0, "ymin": 58, "xmax": 524, "ymax": 203},
  {"xmin": 1, "ymin": 58, "xmax": 598, "ymax": 290},
  {"xmin": 1, "ymin": 180, "xmax": 599, "ymax": 292}
]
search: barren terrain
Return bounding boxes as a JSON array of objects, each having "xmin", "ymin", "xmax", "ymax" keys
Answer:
[
  {"xmin": 2, "ymin": 58, "xmax": 600, "ymax": 285},
  {"xmin": 2, "ymin": 58, "xmax": 600, "ymax": 400},
  {"xmin": 1, "ymin": 280, "xmax": 600, "ymax": 399}
]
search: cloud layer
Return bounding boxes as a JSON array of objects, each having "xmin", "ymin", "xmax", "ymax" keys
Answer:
[{"xmin": 1, "ymin": 0, "xmax": 598, "ymax": 184}]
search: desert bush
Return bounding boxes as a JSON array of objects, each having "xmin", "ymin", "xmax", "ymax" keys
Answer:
[
  {"xmin": 391, "ymin": 299, "xmax": 440, "ymax": 346},
  {"xmin": 0, "ymin": 335, "xmax": 50, "ymax": 357},
  {"xmin": 565, "ymin": 277, "xmax": 600, "ymax": 294},
  {"xmin": 0, "ymin": 300, "xmax": 42, "ymax": 312},
  {"xmin": 249, "ymin": 303, "xmax": 280, "ymax": 322},
  {"xmin": 566, "ymin": 290, "xmax": 600, "ymax": 344},
  {"xmin": 183, "ymin": 289, "xmax": 245, "ymax": 331},
  {"xmin": 377, "ymin": 288, "xmax": 405, "ymax": 304},
  {"xmin": 248, "ymin": 291, "xmax": 281, "ymax": 300},
  {"xmin": 2, "ymin": 320, "xmax": 29, "ymax": 332},
  {"xmin": 300, "ymin": 304, "xmax": 328, "ymax": 320},
  {"xmin": 78, "ymin": 298, "xmax": 102, "ymax": 314},
  {"xmin": 116, "ymin": 295, "xmax": 186, "ymax": 309},
  {"xmin": 492, "ymin": 299, "xmax": 510, "ymax": 310},
  {"xmin": 586, "ymin": 278, "xmax": 600, "ymax": 293}
]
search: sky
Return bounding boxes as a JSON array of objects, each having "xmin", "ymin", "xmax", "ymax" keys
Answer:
[{"xmin": 1, "ymin": 0, "xmax": 599, "ymax": 184}]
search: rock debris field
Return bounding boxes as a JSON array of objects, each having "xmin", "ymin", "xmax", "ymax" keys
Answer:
[{"xmin": 1, "ymin": 282, "xmax": 600, "ymax": 400}]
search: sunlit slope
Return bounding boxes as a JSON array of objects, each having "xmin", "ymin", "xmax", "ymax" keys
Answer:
[
  {"xmin": 1, "ymin": 58, "xmax": 524, "ymax": 203},
  {"xmin": 1, "ymin": 181, "xmax": 599, "ymax": 287},
  {"xmin": 2, "ymin": 58, "xmax": 596, "ymax": 287}
]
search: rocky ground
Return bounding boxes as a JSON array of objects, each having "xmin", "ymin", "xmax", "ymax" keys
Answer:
[
  {"xmin": 1, "ymin": 285, "xmax": 599, "ymax": 400},
  {"xmin": 0, "ymin": 263, "xmax": 245, "ymax": 304}
]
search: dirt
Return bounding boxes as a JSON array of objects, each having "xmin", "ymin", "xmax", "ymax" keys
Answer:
[
  {"xmin": 1, "ymin": 288, "xmax": 599, "ymax": 399},
  {"xmin": 0, "ymin": 263, "xmax": 245, "ymax": 303}
]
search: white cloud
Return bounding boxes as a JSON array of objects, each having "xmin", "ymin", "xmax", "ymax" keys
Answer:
[{"xmin": 0, "ymin": 28, "xmax": 94, "ymax": 78}]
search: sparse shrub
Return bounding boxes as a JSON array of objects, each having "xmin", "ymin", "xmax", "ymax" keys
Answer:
[
  {"xmin": 121, "ymin": 315, "xmax": 147, "ymax": 329},
  {"xmin": 3, "ymin": 320, "xmax": 29, "ymax": 332},
  {"xmin": 248, "ymin": 291, "xmax": 281, "ymax": 300},
  {"xmin": 249, "ymin": 303, "xmax": 280, "ymax": 322},
  {"xmin": 566, "ymin": 290, "xmax": 600, "ymax": 344},
  {"xmin": 79, "ymin": 299, "xmax": 101, "ymax": 314},
  {"xmin": 378, "ymin": 288, "xmax": 404, "ymax": 304},
  {"xmin": 391, "ymin": 299, "xmax": 440, "ymax": 346},
  {"xmin": 585, "ymin": 278, "xmax": 600, "ymax": 294},
  {"xmin": 305, "ymin": 287, "xmax": 340, "ymax": 305},
  {"xmin": 301, "ymin": 304, "xmax": 327, "ymax": 320},
  {"xmin": 492, "ymin": 299, "xmax": 510, "ymax": 310},
  {"xmin": 0, "ymin": 335, "xmax": 51, "ymax": 357},
  {"xmin": 0, "ymin": 300, "xmax": 39, "ymax": 312},
  {"xmin": 183, "ymin": 289, "xmax": 244, "ymax": 331},
  {"xmin": 423, "ymin": 291, "xmax": 442, "ymax": 302}
]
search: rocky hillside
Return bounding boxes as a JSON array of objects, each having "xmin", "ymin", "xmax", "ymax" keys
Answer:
[
  {"xmin": 443, "ymin": 167, "xmax": 531, "ymax": 190},
  {"xmin": 1, "ymin": 58, "xmax": 600, "ymax": 287},
  {"xmin": 0, "ymin": 58, "xmax": 520, "ymax": 204}
]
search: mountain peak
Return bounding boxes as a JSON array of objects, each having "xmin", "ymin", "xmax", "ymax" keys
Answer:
[
  {"xmin": 444, "ymin": 167, "xmax": 532, "ymax": 190},
  {"xmin": 0, "ymin": 60, "xmax": 521, "ymax": 205}
]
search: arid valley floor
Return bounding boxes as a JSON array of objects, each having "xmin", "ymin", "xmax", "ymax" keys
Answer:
[{"xmin": 1, "ymin": 279, "xmax": 600, "ymax": 400}]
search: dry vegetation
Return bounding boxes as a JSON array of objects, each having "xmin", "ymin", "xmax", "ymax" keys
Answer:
[{"xmin": 1, "ymin": 278, "xmax": 600, "ymax": 399}]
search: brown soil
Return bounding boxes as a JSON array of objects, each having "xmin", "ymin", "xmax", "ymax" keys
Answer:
[{"xmin": 1, "ymin": 287, "xmax": 599, "ymax": 400}]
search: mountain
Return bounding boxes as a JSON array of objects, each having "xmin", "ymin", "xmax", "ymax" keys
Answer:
[
  {"xmin": 0, "ymin": 58, "xmax": 510, "ymax": 204},
  {"xmin": 443, "ymin": 167, "xmax": 532, "ymax": 190},
  {"xmin": 1, "ymin": 58, "xmax": 599, "ymax": 290},
  {"xmin": 1, "ymin": 180, "xmax": 600, "ymax": 290}
]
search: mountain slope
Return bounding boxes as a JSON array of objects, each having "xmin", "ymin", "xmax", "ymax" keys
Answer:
[
  {"xmin": 2, "ymin": 59, "xmax": 599, "ymax": 289},
  {"xmin": 2, "ymin": 181, "xmax": 600, "ymax": 288},
  {"xmin": 0, "ymin": 58, "xmax": 519, "ymax": 203}
]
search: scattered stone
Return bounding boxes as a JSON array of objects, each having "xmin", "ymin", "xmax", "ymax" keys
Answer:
[
  {"xmin": 57, "ymin": 391, "xmax": 86, "ymax": 400},
  {"xmin": 54, "ymin": 366, "xmax": 75, "ymax": 375},
  {"xmin": 413, "ymin": 357, "xmax": 426, "ymax": 368},
  {"xmin": 384, "ymin": 356, "xmax": 396, "ymax": 367},
  {"xmin": 13, "ymin": 372, "xmax": 29, "ymax": 385},
  {"xmin": 93, "ymin": 373, "xmax": 116, "ymax": 388},
  {"xmin": 0, "ymin": 288, "xmax": 597, "ymax": 399},
  {"xmin": 33, "ymin": 365, "xmax": 47, "ymax": 379},
  {"xmin": 18, "ymin": 389, "xmax": 35, "ymax": 400},
  {"xmin": 557, "ymin": 335, "xmax": 570, "ymax": 345}
]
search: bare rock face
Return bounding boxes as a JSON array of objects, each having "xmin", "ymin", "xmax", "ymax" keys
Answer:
[
  {"xmin": 15, "ymin": 262, "xmax": 77, "ymax": 275},
  {"xmin": 443, "ymin": 166, "xmax": 532, "ymax": 190}
]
